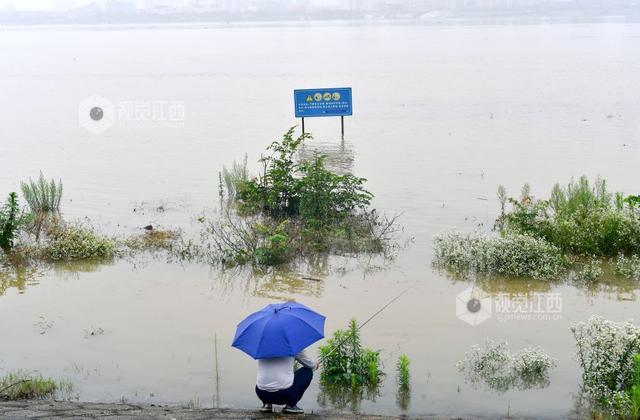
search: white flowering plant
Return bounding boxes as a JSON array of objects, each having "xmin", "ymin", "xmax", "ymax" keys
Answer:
[
  {"xmin": 433, "ymin": 231, "xmax": 569, "ymax": 280},
  {"xmin": 456, "ymin": 339, "xmax": 556, "ymax": 393},
  {"xmin": 571, "ymin": 316, "xmax": 640, "ymax": 416},
  {"xmin": 575, "ymin": 259, "xmax": 604, "ymax": 283},
  {"xmin": 615, "ymin": 254, "xmax": 640, "ymax": 281}
]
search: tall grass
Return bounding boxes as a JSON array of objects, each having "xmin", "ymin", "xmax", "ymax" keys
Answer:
[
  {"xmin": 396, "ymin": 354, "xmax": 411, "ymax": 410},
  {"xmin": 0, "ymin": 371, "xmax": 59, "ymax": 400},
  {"xmin": 221, "ymin": 154, "xmax": 248, "ymax": 199},
  {"xmin": 20, "ymin": 172, "xmax": 63, "ymax": 213}
]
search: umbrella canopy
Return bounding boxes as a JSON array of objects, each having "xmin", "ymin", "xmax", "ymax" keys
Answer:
[{"xmin": 232, "ymin": 301, "xmax": 325, "ymax": 359}]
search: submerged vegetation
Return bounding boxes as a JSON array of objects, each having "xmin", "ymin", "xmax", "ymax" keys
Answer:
[
  {"xmin": 571, "ymin": 316, "xmax": 640, "ymax": 417},
  {"xmin": 497, "ymin": 176, "xmax": 640, "ymax": 257},
  {"xmin": 0, "ymin": 371, "xmax": 73, "ymax": 400},
  {"xmin": 220, "ymin": 154, "xmax": 249, "ymax": 200},
  {"xmin": 457, "ymin": 339, "xmax": 556, "ymax": 393},
  {"xmin": 433, "ymin": 231, "xmax": 568, "ymax": 280},
  {"xmin": 319, "ymin": 319, "xmax": 384, "ymax": 389},
  {"xmin": 396, "ymin": 354, "xmax": 411, "ymax": 410},
  {"xmin": 208, "ymin": 128, "xmax": 400, "ymax": 266},
  {"xmin": 39, "ymin": 223, "xmax": 117, "ymax": 261},
  {"xmin": 0, "ymin": 192, "xmax": 29, "ymax": 252},
  {"xmin": 615, "ymin": 254, "xmax": 640, "ymax": 281},
  {"xmin": 435, "ymin": 176, "xmax": 640, "ymax": 283}
]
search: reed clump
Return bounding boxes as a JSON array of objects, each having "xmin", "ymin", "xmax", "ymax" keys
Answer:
[
  {"xmin": 0, "ymin": 371, "xmax": 72, "ymax": 400},
  {"xmin": 20, "ymin": 172, "xmax": 63, "ymax": 213},
  {"xmin": 220, "ymin": 154, "xmax": 249, "ymax": 200}
]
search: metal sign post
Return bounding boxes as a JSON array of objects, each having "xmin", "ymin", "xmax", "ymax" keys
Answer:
[{"xmin": 294, "ymin": 87, "xmax": 352, "ymax": 140}]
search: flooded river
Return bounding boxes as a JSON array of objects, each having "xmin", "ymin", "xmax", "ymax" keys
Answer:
[{"xmin": 1, "ymin": 21, "xmax": 639, "ymax": 418}]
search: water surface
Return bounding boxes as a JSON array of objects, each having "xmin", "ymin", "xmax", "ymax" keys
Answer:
[{"xmin": 1, "ymin": 21, "xmax": 639, "ymax": 418}]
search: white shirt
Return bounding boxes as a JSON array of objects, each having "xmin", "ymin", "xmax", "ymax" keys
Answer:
[{"xmin": 256, "ymin": 351, "xmax": 316, "ymax": 392}]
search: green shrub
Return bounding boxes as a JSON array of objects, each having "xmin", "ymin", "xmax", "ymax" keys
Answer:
[
  {"xmin": 235, "ymin": 128, "xmax": 372, "ymax": 226},
  {"xmin": 208, "ymin": 129, "xmax": 397, "ymax": 266},
  {"xmin": 571, "ymin": 316, "xmax": 640, "ymax": 416},
  {"xmin": 0, "ymin": 193, "xmax": 29, "ymax": 252},
  {"xmin": 252, "ymin": 221, "xmax": 290, "ymax": 265},
  {"xmin": 42, "ymin": 224, "xmax": 116, "ymax": 261},
  {"xmin": 498, "ymin": 177, "xmax": 640, "ymax": 256},
  {"xmin": 433, "ymin": 231, "xmax": 569, "ymax": 280},
  {"xmin": 319, "ymin": 319, "xmax": 383, "ymax": 389},
  {"xmin": 297, "ymin": 155, "xmax": 372, "ymax": 229},
  {"xmin": 20, "ymin": 172, "xmax": 63, "ymax": 213}
]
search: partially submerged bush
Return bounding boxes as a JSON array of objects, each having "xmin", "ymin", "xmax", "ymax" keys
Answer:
[
  {"xmin": 211, "ymin": 130, "xmax": 399, "ymax": 266},
  {"xmin": 124, "ymin": 229, "xmax": 180, "ymax": 252},
  {"xmin": 20, "ymin": 172, "xmax": 63, "ymax": 213},
  {"xmin": 433, "ymin": 231, "xmax": 568, "ymax": 280},
  {"xmin": 41, "ymin": 224, "xmax": 116, "ymax": 261},
  {"xmin": 234, "ymin": 128, "xmax": 373, "ymax": 226},
  {"xmin": 319, "ymin": 319, "xmax": 384, "ymax": 389},
  {"xmin": 0, "ymin": 193, "xmax": 30, "ymax": 253},
  {"xmin": 571, "ymin": 316, "xmax": 640, "ymax": 416},
  {"xmin": 457, "ymin": 339, "xmax": 556, "ymax": 392},
  {"xmin": 497, "ymin": 176, "xmax": 640, "ymax": 256},
  {"xmin": 615, "ymin": 254, "xmax": 640, "ymax": 281}
]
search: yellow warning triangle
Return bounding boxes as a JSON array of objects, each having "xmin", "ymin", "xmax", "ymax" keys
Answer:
[{"xmin": 306, "ymin": 95, "xmax": 313, "ymax": 102}]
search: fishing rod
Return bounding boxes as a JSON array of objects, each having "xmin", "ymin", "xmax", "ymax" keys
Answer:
[{"xmin": 321, "ymin": 285, "xmax": 414, "ymax": 360}]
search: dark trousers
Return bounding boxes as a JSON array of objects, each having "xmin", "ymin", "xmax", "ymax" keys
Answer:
[{"xmin": 255, "ymin": 367, "xmax": 313, "ymax": 407}]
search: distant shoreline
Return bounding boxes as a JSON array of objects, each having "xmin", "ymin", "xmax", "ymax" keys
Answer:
[{"xmin": 1, "ymin": 13, "xmax": 639, "ymax": 29}]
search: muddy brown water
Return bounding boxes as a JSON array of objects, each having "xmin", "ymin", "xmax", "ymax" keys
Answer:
[{"xmin": 1, "ymin": 22, "xmax": 639, "ymax": 418}]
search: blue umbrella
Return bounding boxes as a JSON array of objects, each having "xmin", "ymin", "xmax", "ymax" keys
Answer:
[{"xmin": 232, "ymin": 301, "xmax": 325, "ymax": 359}]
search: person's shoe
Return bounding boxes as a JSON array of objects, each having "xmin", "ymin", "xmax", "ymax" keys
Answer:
[
  {"xmin": 259, "ymin": 403, "xmax": 273, "ymax": 413},
  {"xmin": 282, "ymin": 405, "xmax": 304, "ymax": 414}
]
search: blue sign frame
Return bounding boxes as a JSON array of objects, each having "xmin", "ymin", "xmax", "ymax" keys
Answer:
[{"xmin": 294, "ymin": 87, "xmax": 352, "ymax": 118}]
